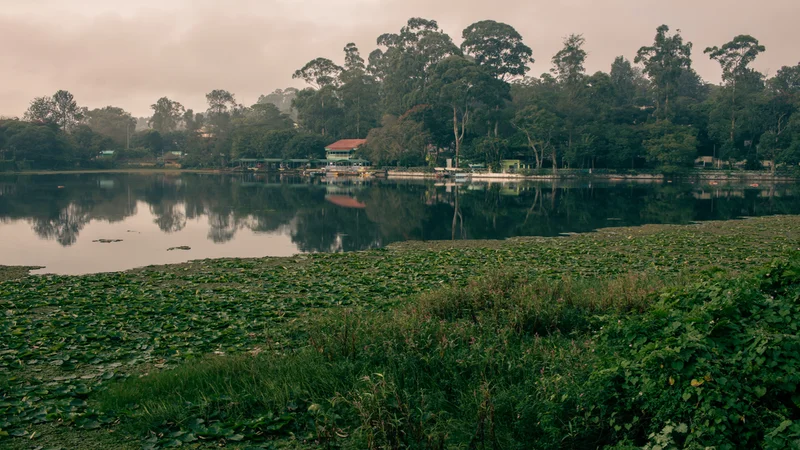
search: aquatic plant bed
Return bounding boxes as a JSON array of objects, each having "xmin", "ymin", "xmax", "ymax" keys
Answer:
[{"xmin": 1, "ymin": 216, "xmax": 799, "ymax": 449}]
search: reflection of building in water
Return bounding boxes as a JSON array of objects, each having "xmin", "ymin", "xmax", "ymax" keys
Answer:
[
  {"xmin": 323, "ymin": 178, "xmax": 370, "ymax": 196},
  {"xmin": 693, "ymin": 190, "xmax": 749, "ymax": 199},
  {"xmin": 325, "ymin": 195, "xmax": 366, "ymax": 209},
  {"xmin": 0, "ymin": 183, "xmax": 15, "ymax": 196},
  {"xmin": 500, "ymin": 184, "xmax": 522, "ymax": 196},
  {"xmin": 98, "ymin": 179, "xmax": 115, "ymax": 189}
]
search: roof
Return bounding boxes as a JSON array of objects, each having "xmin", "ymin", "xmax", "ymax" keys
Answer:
[
  {"xmin": 325, "ymin": 139, "xmax": 368, "ymax": 151},
  {"xmin": 325, "ymin": 195, "xmax": 366, "ymax": 209},
  {"xmin": 327, "ymin": 159, "xmax": 370, "ymax": 165}
]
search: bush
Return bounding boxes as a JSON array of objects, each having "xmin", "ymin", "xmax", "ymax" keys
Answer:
[
  {"xmin": 593, "ymin": 256, "xmax": 800, "ymax": 448},
  {"xmin": 94, "ymin": 256, "xmax": 800, "ymax": 449}
]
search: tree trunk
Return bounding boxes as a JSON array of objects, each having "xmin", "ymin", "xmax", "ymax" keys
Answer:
[
  {"xmin": 451, "ymin": 186, "xmax": 460, "ymax": 241},
  {"xmin": 494, "ymin": 104, "xmax": 500, "ymax": 137},
  {"xmin": 524, "ymin": 131, "xmax": 541, "ymax": 169},
  {"xmin": 321, "ymin": 95, "xmax": 326, "ymax": 136},
  {"xmin": 730, "ymin": 80, "xmax": 736, "ymax": 145},
  {"xmin": 356, "ymin": 94, "xmax": 361, "ymax": 137},
  {"xmin": 453, "ymin": 106, "xmax": 468, "ymax": 169},
  {"xmin": 453, "ymin": 106, "xmax": 459, "ymax": 168}
]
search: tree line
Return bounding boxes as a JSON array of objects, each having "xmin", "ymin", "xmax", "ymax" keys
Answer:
[
  {"xmin": 0, "ymin": 87, "xmax": 329, "ymax": 170},
  {"xmin": 2, "ymin": 19, "xmax": 799, "ymax": 172},
  {"xmin": 294, "ymin": 19, "xmax": 800, "ymax": 172}
]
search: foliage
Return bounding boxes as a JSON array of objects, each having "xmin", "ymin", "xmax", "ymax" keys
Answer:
[
  {"xmin": 635, "ymin": 25, "xmax": 694, "ymax": 119},
  {"xmin": 512, "ymin": 105, "xmax": 561, "ymax": 169},
  {"xmin": 230, "ymin": 104, "xmax": 296, "ymax": 159},
  {"xmin": 282, "ymin": 133, "xmax": 333, "ymax": 159},
  {"xmin": 130, "ymin": 129, "xmax": 165, "ymax": 157},
  {"xmin": 705, "ymin": 35, "xmax": 766, "ymax": 84},
  {"xmin": 23, "ymin": 91, "xmax": 85, "ymax": 133},
  {"xmin": 85, "ymin": 106, "xmax": 136, "ymax": 147},
  {"xmin": 148, "ymin": 98, "xmax": 185, "ymax": 134},
  {"xmin": 461, "ymin": 20, "xmax": 534, "ymax": 82},
  {"xmin": 1, "ymin": 216, "xmax": 799, "ymax": 448},
  {"xmin": 0, "ymin": 120, "xmax": 74, "ymax": 168},
  {"xmin": 643, "ymin": 120, "xmax": 698, "ymax": 172},
  {"xmin": 551, "ymin": 34, "xmax": 587, "ymax": 86},
  {"xmin": 69, "ymin": 124, "xmax": 115, "ymax": 162},
  {"xmin": 704, "ymin": 36, "xmax": 767, "ymax": 161},
  {"xmin": 292, "ymin": 58, "xmax": 343, "ymax": 90},
  {"xmin": 426, "ymin": 56, "xmax": 507, "ymax": 166},
  {"xmin": 371, "ymin": 18, "xmax": 461, "ymax": 115},
  {"xmin": 362, "ymin": 114, "xmax": 429, "ymax": 166},
  {"xmin": 595, "ymin": 257, "xmax": 800, "ymax": 448}
]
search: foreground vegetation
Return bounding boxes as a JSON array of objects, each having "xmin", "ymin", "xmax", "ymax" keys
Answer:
[{"xmin": 2, "ymin": 216, "xmax": 800, "ymax": 448}]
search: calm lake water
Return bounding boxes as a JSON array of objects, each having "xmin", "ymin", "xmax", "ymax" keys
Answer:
[{"xmin": 1, "ymin": 173, "xmax": 798, "ymax": 274}]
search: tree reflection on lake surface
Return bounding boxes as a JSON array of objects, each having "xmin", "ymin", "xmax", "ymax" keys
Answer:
[{"xmin": 0, "ymin": 173, "xmax": 797, "ymax": 274}]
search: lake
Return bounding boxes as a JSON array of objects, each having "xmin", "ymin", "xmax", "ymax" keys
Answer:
[{"xmin": 0, "ymin": 172, "xmax": 798, "ymax": 274}]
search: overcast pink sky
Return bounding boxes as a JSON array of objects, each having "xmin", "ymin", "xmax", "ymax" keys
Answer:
[{"xmin": 1, "ymin": 0, "xmax": 798, "ymax": 117}]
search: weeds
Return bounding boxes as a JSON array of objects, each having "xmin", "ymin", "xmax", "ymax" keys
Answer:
[
  {"xmin": 3, "ymin": 217, "xmax": 800, "ymax": 448},
  {"xmin": 91, "ymin": 254, "xmax": 800, "ymax": 449}
]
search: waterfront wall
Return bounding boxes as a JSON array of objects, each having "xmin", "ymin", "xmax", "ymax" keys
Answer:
[{"xmin": 387, "ymin": 170, "xmax": 798, "ymax": 183}]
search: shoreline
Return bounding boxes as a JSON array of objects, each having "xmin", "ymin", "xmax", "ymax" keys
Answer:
[
  {"xmin": 3, "ymin": 168, "xmax": 797, "ymax": 182},
  {"xmin": 1, "ymin": 168, "xmax": 224, "ymax": 175},
  {"xmin": 387, "ymin": 170, "xmax": 799, "ymax": 182}
]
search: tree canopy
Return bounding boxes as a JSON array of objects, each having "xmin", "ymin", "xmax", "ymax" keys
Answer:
[{"xmin": 6, "ymin": 20, "xmax": 800, "ymax": 173}]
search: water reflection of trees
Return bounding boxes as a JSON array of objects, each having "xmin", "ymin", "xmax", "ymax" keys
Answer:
[
  {"xmin": 29, "ymin": 203, "xmax": 90, "ymax": 246},
  {"xmin": 1, "ymin": 174, "xmax": 799, "ymax": 250}
]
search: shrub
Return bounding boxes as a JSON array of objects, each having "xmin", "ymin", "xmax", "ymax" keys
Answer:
[
  {"xmin": 94, "ymin": 257, "xmax": 800, "ymax": 449},
  {"xmin": 593, "ymin": 256, "xmax": 800, "ymax": 448}
]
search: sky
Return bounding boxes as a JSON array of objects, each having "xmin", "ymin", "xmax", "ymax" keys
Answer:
[{"xmin": 1, "ymin": 0, "xmax": 798, "ymax": 117}]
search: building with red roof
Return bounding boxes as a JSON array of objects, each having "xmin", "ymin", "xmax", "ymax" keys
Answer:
[{"xmin": 325, "ymin": 139, "xmax": 367, "ymax": 161}]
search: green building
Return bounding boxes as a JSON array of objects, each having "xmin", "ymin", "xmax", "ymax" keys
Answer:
[{"xmin": 325, "ymin": 139, "xmax": 368, "ymax": 161}]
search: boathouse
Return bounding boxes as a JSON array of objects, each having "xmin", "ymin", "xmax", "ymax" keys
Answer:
[{"xmin": 325, "ymin": 139, "xmax": 367, "ymax": 161}]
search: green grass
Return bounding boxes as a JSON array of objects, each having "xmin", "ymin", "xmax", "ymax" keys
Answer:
[
  {"xmin": 1, "ymin": 216, "xmax": 800, "ymax": 448},
  {"xmin": 97, "ymin": 272, "xmax": 672, "ymax": 448},
  {"xmin": 95, "ymin": 259, "xmax": 800, "ymax": 449}
]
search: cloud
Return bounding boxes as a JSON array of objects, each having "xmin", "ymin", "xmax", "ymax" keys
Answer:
[{"xmin": 1, "ymin": 0, "xmax": 798, "ymax": 117}]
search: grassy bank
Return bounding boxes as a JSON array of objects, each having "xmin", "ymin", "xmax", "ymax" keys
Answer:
[{"xmin": 2, "ymin": 216, "xmax": 800, "ymax": 448}]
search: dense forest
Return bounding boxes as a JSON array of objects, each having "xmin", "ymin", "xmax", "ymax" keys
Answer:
[{"xmin": 1, "ymin": 19, "xmax": 799, "ymax": 172}]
